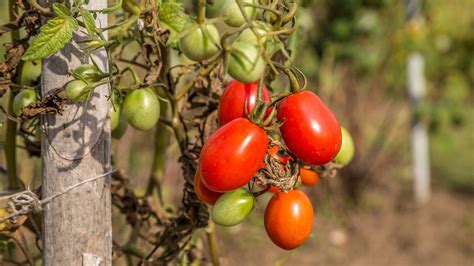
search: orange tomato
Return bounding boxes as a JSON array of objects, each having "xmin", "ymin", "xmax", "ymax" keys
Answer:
[
  {"xmin": 264, "ymin": 190, "xmax": 314, "ymax": 250},
  {"xmin": 300, "ymin": 167, "xmax": 320, "ymax": 186}
]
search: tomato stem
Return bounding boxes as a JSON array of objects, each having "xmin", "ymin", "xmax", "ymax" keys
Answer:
[
  {"xmin": 287, "ymin": 68, "xmax": 301, "ymax": 93},
  {"xmin": 4, "ymin": 0, "xmax": 20, "ymax": 190},
  {"xmin": 252, "ymin": 185, "xmax": 271, "ymax": 197},
  {"xmin": 196, "ymin": 0, "xmax": 206, "ymax": 25}
]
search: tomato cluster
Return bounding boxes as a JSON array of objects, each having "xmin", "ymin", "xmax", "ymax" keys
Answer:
[
  {"xmin": 195, "ymin": 75, "xmax": 355, "ymax": 250},
  {"xmin": 64, "ymin": 64, "xmax": 162, "ymax": 135}
]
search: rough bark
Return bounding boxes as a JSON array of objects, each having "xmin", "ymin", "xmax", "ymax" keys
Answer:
[{"xmin": 41, "ymin": 1, "xmax": 112, "ymax": 265}]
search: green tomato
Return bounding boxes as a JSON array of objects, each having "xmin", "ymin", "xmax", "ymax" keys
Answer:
[
  {"xmin": 236, "ymin": 21, "xmax": 269, "ymax": 45},
  {"xmin": 112, "ymin": 114, "xmax": 128, "ymax": 139},
  {"xmin": 65, "ymin": 80, "xmax": 90, "ymax": 101},
  {"xmin": 18, "ymin": 60, "xmax": 41, "ymax": 86},
  {"xmin": 222, "ymin": 0, "xmax": 257, "ymax": 27},
  {"xmin": 73, "ymin": 64, "xmax": 102, "ymax": 82},
  {"xmin": 228, "ymin": 42, "xmax": 265, "ymax": 83},
  {"xmin": 212, "ymin": 188, "xmax": 254, "ymax": 226},
  {"xmin": 12, "ymin": 89, "xmax": 37, "ymax": 117},
  {"xmin": 179, "ymin": 23, "xmax": 220, "ymax": 62},
  {"xmin": 122, "ymin": 88, "xmax": 160, "ymax": 131},
  {"xmin": 334, "ymin": 127, "xmax": 355, "ymax": 165},
  {"xmin": 110, "ymin": 93, "xmax": 122, "ymax": 131},
  {"xmin": 235, "ymin": 22, "xmax": 278, "ymax": 57}
]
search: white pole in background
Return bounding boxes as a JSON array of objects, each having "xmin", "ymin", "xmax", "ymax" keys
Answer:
[{"xmin": 407, "ymin": 0, "xmax": 431, "ymax": 204}]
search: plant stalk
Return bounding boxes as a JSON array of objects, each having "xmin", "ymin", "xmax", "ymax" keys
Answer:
[
  {"xmin": 4, "ymin": 0, "xmax": 20, "ymax": 190},
  {"xmin": 206, "ymin": 220, "xmax": 220, "ymax": 266},
  {"xmin": 196, "ymin": 0, "xmax": 206, "ymax": 24}
]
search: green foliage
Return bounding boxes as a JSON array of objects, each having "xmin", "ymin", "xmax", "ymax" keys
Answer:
[
  {"xmin": 430, "ymin": 107, "xmax": 474, "ymax": 193},
  {"xmin": 100, "ymin": 0, "xmax": 123, "ymax": 14},
  {"xmin": 158, "ymin": 0, "xmax": 190, "ymax": 47},
  {"xmin": 80, "ymin": 9, "xmax": 96, "ymax": 35},
  {"xmin": 22, "ymin": 7, "xmax": 78, "ymax": 61},
  {"xmin": 52, "ymin": 3, "xmax": 72, "ymax": 17}
]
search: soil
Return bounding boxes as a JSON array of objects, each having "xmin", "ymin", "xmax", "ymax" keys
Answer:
[{"xmin": 208, "ymin": 180, "xmax": 474, "ymax": 266}]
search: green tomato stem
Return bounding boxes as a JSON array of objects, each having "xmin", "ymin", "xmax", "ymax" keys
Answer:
[
  {"xmin": 4, "ymin": 0, "xmax": 20, "ymax": 190},
  {"xmin": 196, "ymin": 0, "xmax": 206, "ymax": 24},
  {"xmin": 281, "ymin": 1, "xmax": 298, "ymax": 25},
  {"xmin": 252, "ymin": 185, "xmax": 271, "ymax": 197},
  {"xmin": 206, "ymin": 220, "xmax": 221, "ymax": 266}
]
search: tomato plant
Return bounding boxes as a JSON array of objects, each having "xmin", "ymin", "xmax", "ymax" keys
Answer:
[
  {"xmin": 122, "ymin": 88, "xmax": 160, "ymax": 131},
  {"xmin": 218, "ymin": 80, "xmax": 272, "ymax": 126},
  {"xmin": 199, "ymin": 118, "xmax": 268, "ymax": 192},
  {"xmin": 264, "ymin": 190, "xmax": 314, "ymax": 250},
  {"xmin": 2, "ymin": 0, "xmax": 356, "ymax": 263},
  {"xmin": 211, "ymin": 188, "xmax": 254, "ymax": 226},
  {"xmin": 277, "ymin": 90, "xmax": 342, "ymax": 165}
]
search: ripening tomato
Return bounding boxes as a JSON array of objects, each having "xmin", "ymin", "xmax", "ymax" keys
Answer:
[
  {"xmin": 212, "ymin": 188, "xmax": 254, "ymax": 226},
  {"xmin": 277, "ymin": 91, "xmax": 342, "ymax": 165},
  {"xmin": 199, "ymin": 118, "xmax": 268, "ymax": 192},
  {"xmin": 265, "ymin": 190, "xmax": 314, "ymax": 250},
  {"xmin": 194, "ymin": 169, "xmax": 222, "ymax": 205},
  {"xmin": 300, "ymin": 167, "xmax": 320, "ymax": 186},
  {"xmin": 334, "ymin": 126, "xmax": 355, "ymax": 165},
  {"xmin": 218, "ymin": 80, "xmax": 271, "ymax": 126}
]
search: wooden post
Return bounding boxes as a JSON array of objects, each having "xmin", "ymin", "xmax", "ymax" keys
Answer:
[
  {"xmin": 407, "ymin": 0, "xmax": 431, "ymax": 204},
  {"xmin": 41, "ymin": 1, "xmax": 112, "ymax": 265}
]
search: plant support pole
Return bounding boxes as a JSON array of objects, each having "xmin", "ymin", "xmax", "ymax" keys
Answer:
[
  {"xmin": 407, "ymin": 0, "xmax": 430, "ymax": 204},
  {"xmin": 41, "ymin": 1, "xmax": 112, "ymax": 265}
]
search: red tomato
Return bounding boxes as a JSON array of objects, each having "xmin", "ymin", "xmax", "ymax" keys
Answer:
[
  {"xmin": 194, "ymin": 169, "xmax": 222, "ymax": 205},
  {"xmin": 277, "ymin": 91, "xmax": 342, "ymax": 165},
  {"xmin": 300, "ymin": 167, "xmax": 320, "ymax": 186},
  {"xmin": 264, "ymin": 190, "xmax": 314, "ymax": 250},
  {"xmin": 218, "ymin": 80, "xmax": 272, "ymax": 126},
  {"xmin": 199, "ymin": 118, "xmax": 268, "ymax": 192}
]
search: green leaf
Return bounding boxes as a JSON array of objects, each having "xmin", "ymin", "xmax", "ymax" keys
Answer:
[
  {"xmin": 100, "ymin": 0, "xmax": 122, "ymax": 14},
  {"xmin": 158, "ymin": 1, "xmax": 190, "ymax": 47},
  {"xmin": 53, "ymin": 3, "xmax": 71, "ymax": 17},
  {"xmin": 22, "ymin": 16, "xmax": 79, "ymax": 61},
  {"xmin": 80, "ymin": 9, "xmax": 96, "ymax": 35}
]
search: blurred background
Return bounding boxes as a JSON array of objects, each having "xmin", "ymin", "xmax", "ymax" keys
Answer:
[{"xmin": 1, "ymin": 0, "xmax": 473, "ymax": 265}]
